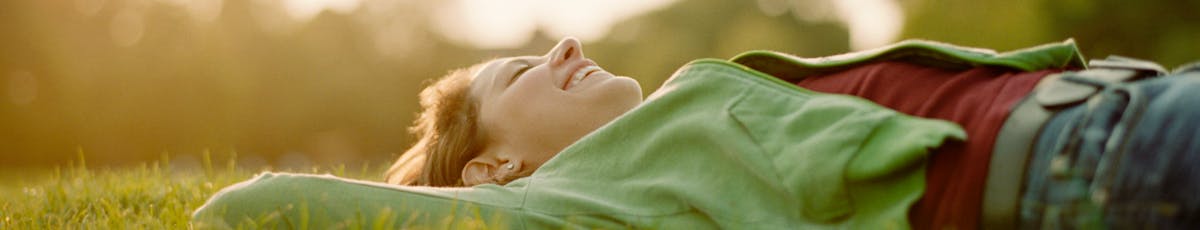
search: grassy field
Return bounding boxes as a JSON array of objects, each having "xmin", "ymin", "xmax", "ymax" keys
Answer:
[{"xmin": 0, "ymin": 152, "xmax": 386, "ymax": 229}]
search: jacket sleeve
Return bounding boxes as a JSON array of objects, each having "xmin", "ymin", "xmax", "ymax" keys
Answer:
[
  {"xmin": 728, "ymin": 80, "xmax": 966, "ymax": 226},
  {"xmin": 191, "ymin": 172, "xmax": 528, "ymax": 229}
]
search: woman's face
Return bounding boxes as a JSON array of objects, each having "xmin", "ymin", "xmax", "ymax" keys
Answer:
[{"xmin": 462, "ymin": 38, "xmax": 642, "ymax": 185}]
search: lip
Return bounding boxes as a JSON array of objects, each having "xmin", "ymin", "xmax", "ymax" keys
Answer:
[
  {"xmin": 568, "ymin": 66, "xmax": 603, "ymax": 90},
  {"xmin": 561, "ymin": 59, "xmax": 599, "ymax": 90}
]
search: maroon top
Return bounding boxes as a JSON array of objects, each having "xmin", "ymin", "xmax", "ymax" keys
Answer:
[{"xmin": 792, "ymin": 61, "xmax": 1061, "ymax": 229}]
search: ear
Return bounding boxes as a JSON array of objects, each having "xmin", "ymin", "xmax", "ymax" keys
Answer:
[
  {"xmin": 463, "ymin": 155, "xmax": 526, "ymax": 186},
  {"xmin": 462, "ymin": 157, "xmax": 498, "ymax": 186}
]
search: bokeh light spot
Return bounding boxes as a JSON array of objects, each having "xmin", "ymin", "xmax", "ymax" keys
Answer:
[
  {"xmin": 74, "ymin": 0, "xmax": 106, "ymax": 17},
  {"xmin": 281, "ymin": 0, "xmax": 362, "ymax": 21},
  {"xmin": 434, "ymin": 0, "xmax": 537, "ymax": 49},
  {"xmin": 187, "ymin": 0, "xmax": 224, "ymax": 22},
  {"xmin": 109, "ymin": 7, "xmax": 145, "ymax": 47},
  {"xmin": 833, "ymin": 0, "xmax": 904, "ymax": 50}
]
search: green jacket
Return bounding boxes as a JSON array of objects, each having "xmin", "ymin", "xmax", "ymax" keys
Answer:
[{"xmin": 194, "ymin": 39, "xmax": 1087, "ymax": 229}]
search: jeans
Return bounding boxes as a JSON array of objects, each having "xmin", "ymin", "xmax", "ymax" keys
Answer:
[{"xmin": 1021, "ymin": 70, "xmax": 1200, "ymax": 229}]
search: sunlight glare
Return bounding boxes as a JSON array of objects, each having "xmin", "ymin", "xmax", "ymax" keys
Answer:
[
  {"xmin": 434, "ymin": 0, "xmax": 537, "ymax": 49},
  {"xmin": 281, "ymin": 0, "xmax": 362, "ymax": 21},
  {"xmin": 534, "ymin": 0, "xmax": 677, "ymax": 42},
  {"xmin": 833, "ymin": 0, "xmax": 903, "ymax": 50},
  {"xmin": 434, "ymin": 0, "xmax": 679, "ymax": 49}
]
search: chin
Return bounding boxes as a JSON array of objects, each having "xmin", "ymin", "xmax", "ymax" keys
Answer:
[
  {"xmin": 578, "ymin": 77, "xmax": 642, "ymax": 117},
  {"xmin": 610, "ymin": 76, "xmax": 644, "ymax": 107}
]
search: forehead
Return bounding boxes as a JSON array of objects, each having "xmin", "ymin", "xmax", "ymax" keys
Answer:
[{"xmin": 468, "ymin": 58, "xmax": 508, "ymax": 99}]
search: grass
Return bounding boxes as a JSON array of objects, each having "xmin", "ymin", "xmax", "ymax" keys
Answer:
[{"xmin": 0, "ymin": 151, "xmax": 386, "ymax": 229}]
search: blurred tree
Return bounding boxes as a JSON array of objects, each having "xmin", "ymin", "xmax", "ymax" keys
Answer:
[
  {"xmin": 900, "ymin": 0, "xmax": 1199, "ymax": 67},
  {"xmin": 899, "ymin": 0, "xmax": 1052, "ymax": 51},
  {"xmin": 586, "ymin": 0, "xmax": 849, "ymax": 94},
  {"xmin": 1041, "ymin": 0, "xmax": 1200, "ymax": 67}
]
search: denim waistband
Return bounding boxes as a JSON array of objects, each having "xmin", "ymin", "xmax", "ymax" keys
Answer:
[
  {"xmin": 984, "ymin": 56, "xmax": 1164, "ymax": 229},
  {"xmin": 1019, "ymin": 69, "xmax": 1200, "ymax": 228}
]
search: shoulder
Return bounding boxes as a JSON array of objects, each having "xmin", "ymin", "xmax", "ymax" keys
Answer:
[{"xmin": 729, "ymin": 39, "xmax": 1086, "ymax": 82}]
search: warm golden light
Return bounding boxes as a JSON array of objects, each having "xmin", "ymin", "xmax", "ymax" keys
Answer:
[
  {"xmin": 6, "ymin": 71, "xmax": 36, "ymax": 106},
  {"xmin": 109, "ymin": 7, "xmax": 144, "ymax": 47},
  {"xmin": 432, "ymin": 0, "xmax": 679, "ymax": 49},
  {"xmin": 0, "ymin": 0, "xmax": 1194, "ymax": 170},
  {"xmin": 281, "ymin": 0, "xmax": 361, "ymax": 21},
  {"xmin": 833, "ymin": 0, "xmax": 903, "ymax": 50},
  {"xmin": 74, "ymin": 0, "xmax": 106, "ymax": 17}
]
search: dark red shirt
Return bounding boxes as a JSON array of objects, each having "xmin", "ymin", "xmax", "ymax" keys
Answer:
[{"xmin": 792, "ymin": 61, "xmax": 1061, "ymax": 229}]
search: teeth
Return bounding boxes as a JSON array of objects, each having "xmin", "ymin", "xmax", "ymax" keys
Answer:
[{"xmin": 568, "ymin": 65, "xmax": 601, "ymax": 89}]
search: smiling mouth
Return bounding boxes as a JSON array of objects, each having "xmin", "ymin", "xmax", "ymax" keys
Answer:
[{"xmin": 565, "ymin": 65, "xmax": 602, "ymax": 90}]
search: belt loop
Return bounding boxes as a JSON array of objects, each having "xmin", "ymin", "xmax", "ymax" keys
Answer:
[
  {"xmin": 983, "ymin": 90, "xmax": 1053, "ymax": 230},
  {"xmin": 1088, "ymin": 55, "xmax": 1167, "ymax": 76},
  {"xmin": 1087, "ymin": 85, "xmax": 1147, "ymax": 207}
]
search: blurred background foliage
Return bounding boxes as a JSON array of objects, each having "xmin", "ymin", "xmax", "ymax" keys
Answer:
[{"xmin": 1, "ymin": 0, "xmax": 1196, "ymax": 169}]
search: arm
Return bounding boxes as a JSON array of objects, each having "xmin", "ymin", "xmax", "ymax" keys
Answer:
[{"xmin": 191, "ymin": 173, "xmax": 526, "ymax": 229}]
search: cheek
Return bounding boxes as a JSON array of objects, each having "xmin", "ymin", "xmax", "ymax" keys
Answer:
[
  {"xmin": 504, "ymin": 72, "xmax": 572, "ymax": 114},
  {"xmin": 492, "ymin": 86, "xmax": 572, "ymax": 128}
]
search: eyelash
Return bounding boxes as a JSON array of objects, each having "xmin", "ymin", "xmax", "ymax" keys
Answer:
[{"xmin": 508, "ymin": 65, "xmax": 532, "ymax": 86}]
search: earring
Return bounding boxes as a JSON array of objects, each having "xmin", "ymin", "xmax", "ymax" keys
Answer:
[{"xmin": 503, "ymin": 162, "xmax": 515, "ymax": 170}]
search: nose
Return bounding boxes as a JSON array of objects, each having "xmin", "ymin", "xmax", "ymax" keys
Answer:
[{"xmin": 547, "ymin": 37, "xmax": 584, "ymax": 67}]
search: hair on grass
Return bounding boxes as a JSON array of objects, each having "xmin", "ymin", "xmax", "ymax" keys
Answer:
[{"xmin": 385, "ymin": 62, "xmax": 489, "ymax": 186}]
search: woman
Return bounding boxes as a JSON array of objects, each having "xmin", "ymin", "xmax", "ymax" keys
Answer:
[
  {"xmin": 194, "ymin": 38, "xmax": 1200, "ymax": 229},
  {"xmin": 383, "ymin": 38, "xmax": 644, "ymax": 187},
  {"xmin": 385, "ymin": 37, "xmax": 1060, "ymax": 229}
]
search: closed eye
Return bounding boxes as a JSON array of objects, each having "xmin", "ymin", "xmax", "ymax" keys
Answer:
[{"xmin": 507, "ymin": 65, "xmax": 532, "ymax": 86}]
